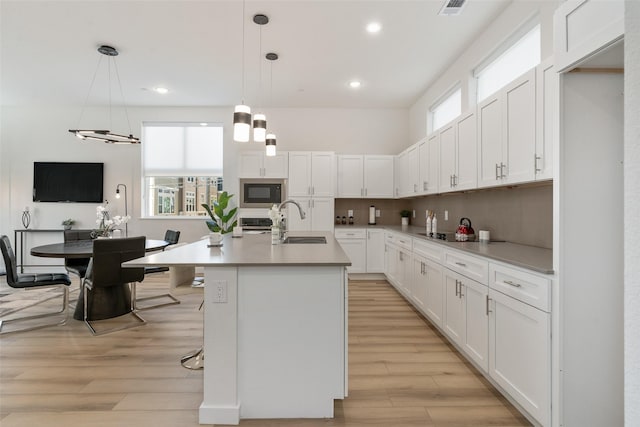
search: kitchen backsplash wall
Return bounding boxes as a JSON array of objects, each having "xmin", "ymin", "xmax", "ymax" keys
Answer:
[{"xmin": 335, "ymin": 182, "xmax": 552, "ymax": 249}]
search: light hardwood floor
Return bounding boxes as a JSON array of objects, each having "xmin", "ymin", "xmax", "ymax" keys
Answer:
[{"xmin": 0, "ymin": 274, "xmax": 530, "ymax": 426}]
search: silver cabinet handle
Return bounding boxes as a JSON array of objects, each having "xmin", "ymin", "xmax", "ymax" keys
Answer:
[
  {"xmin": 455, "ymin": 279, "xmax": 459, "ymax": 297},
  {"xmin": 495, "ymin": 163, "xmax": 500, "ymax": 180},
  {"xmin": 453, "ymin": 174, "xmax": 457, "ymax": 186},
  {"xmin": 459, "ymin": 283, "xmax": 464, "ymax": 298},
  {"xmin": 413, "ymin": 183, "xmax": 417, "ymax": 193},
  {"xmin": 504, "ymin": 280, "xmax": 522, "ymax": 288},
  {"xmin": 486, "ymin": 295, "xmax": 491, "ymax": 315},
  {"xmin": 308, "ymin": 186, "xmax": 312, "ymax": 195},
  {"xmin": 450, "ymin": 175, "xmax": 453, "ymax": 187},
  {"xmin": 500, "ymin": 162, "xmax": 506, "ymax": 178},
  {"xmin": 423, "ymin": 181, "xmax": 428, "ymax": 191},
  {"xmin": 365, "ymin": 188, "xmax": 368, "ymax": 196},
  {"xmin": 535, "ymin": 154, "xmax": 542, "ymax": 173},
  {"xmin": 312, "ymin": 186, "xmax": 315, "ymax": 195},
  {"xmin": 455, "ymin": 262, "xmax": 467, "ymax": 267}
]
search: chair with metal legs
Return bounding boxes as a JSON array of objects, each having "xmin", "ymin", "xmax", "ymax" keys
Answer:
[
  {"xmin": 137, "ymin": 229, "xmax": 181, "ymax": 310},
  {"xmin": 0, "ymin": 235, "xmax": 71, "ymax": 334},
  {"xmin": 82, "ymin": 236, "xmax": 146, "ymax": 335},
  {"xmin": 63, "ymin": 229, "xmax": 93, "ymax": 306}
]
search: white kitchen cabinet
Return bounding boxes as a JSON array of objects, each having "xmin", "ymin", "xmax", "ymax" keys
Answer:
[
  {"xmin": 384, "ymin": 242, "xmax": 399, "ymax": 288},
  {"xmin": 363, "ymin": 155, "xmax": 395, "ymax": 198},
  {"xmin": 288, "ymin": 152, "xmax": 335, "ymax": 197},
  {"xmin": 423, "ymin": 260, "xmax": 444, "ymax": 328},
  {"xmin": 287, "ymin": 197, "xmax": 334, "ymax": 232},
  {"xmin": 335, "ymin": 229, "xmax": 367, "ymax": 274},
  {"xmin": 337, "ymin": 155, "xmax": 394, "ymax": 198},
  {"xmin": 489, "ymin": 289, "xmax": 550, "ymax": 426},
  {"xmin": 478, "ymin": 69, "xmax": 536, "ymax": 188},
  {"xmin": 397, "ymin": 246, "xmax": 413, "ymax": 298},
  {"xmin": 417, "ymin": 134, "xmax": 439, "ymax": 195},
  {"xmin": 554, "ymin": 0, "xmax": 624, "ymax": 73},
  {"xmin": 366, "ymin": 229, "xmax": 385, "ymax": 273},
  {"xmin": 443, "ymin": 268, "xmax": 489, "ymax": 373},
  {"xmin": 438, "ymin": 110, "xmax": 477, "ymax": 193},
  {"xmin": 535, "ymin": 58, "xmax": 557, "ymax": 181},
  {"xmin": 438, "ymin": 123, "xmax": 456, "ymax": 193},
  {"xmin": 397, "ymin": 145, "xmax": 419, "ymax": 197},
  {"xmin": 238, "ymin": 151, "xmax": 288, "ymax": 178}
]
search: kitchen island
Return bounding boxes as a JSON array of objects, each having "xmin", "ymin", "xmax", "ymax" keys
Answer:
[{"xmin": 124, "ymin": 232, "xmax": 351, "ymax": 425}]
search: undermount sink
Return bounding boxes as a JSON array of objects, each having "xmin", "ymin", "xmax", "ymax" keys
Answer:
[{"xmin": 282, "ymin": 236, "xmax": 327, "ymax": 244}]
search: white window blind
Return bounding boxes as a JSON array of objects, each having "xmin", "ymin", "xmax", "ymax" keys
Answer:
[
  {"xmin": 476, "ymin": 24, "xmax": 540, "ymax": 103},
  {"xmin": 143, "ymin": 123, "xmax": 223, "ymax": 176}
]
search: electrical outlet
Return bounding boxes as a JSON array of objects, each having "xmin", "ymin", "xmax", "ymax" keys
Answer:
[
  {"xmin": 212, "ymin": 280, "xmax": 227, "ymax": 303},
  {"xmin": 348, "ymin": 209, "xmax": 353, "ymax": 217},
  {"xmin": 376, "ymin": 209, "xmax": 380, "ymax": 218},
  {"xmin": 444, "ymin": 210, "xmax": 449, "ymax": 221}
]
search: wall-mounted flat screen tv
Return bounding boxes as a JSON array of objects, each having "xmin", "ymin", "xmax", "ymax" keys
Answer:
[{"xmin": 33, "ymin": 162, "xmax": 104, "ymax": 203}]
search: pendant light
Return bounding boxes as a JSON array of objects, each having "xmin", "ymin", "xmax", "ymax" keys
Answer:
[
  {"xmin": 68, "ymin": 45, "xmax": 139, "ymax": 144},
  {"xmin": 265, "ymin": 52, "xmax": 278, "ymax": 157},
  {"xmin": 252, "ymin": 14, "xmax": 269, "ymax": 143},
  {"xmin": 233, "ymin": 0, "xmax": 251, "ymax": 142}
]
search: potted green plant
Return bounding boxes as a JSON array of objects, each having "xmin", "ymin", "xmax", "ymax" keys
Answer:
[
  {"xmin": 400, "ymin": 210, "xmax": 411, "ymax": 226},
  {"xmin": 61, "ymin": 219, "xmax": 75, "ymax": 230},
  {"xmin": 202, "ymin": 191, "xmax": 238, "ymax": 235}
]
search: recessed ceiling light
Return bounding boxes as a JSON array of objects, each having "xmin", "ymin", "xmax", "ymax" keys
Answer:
[
  {"xmin": 153, "ymin": 87, "xmax": 169, "ymax": 94},
  {"xmin": 200, "ymin": 123, "xmax": 208, "ymax": 126},
  {"xmin": 349, "ymin": 80, "xmax": 362, "ymax": 89},
  {"xmin": 366, "ymin": 22, "xmax": 382, "ymax": 33}
]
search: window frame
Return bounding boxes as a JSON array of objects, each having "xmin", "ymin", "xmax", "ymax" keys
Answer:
[
  {"xmin": 429, "ymin": 85, "xmax": 462, "ymax": 134},
  {"xmin": 141, "ymin": 122, "xmax": 224, "ymax": 219},
  {"xmin": 474, "ymin": 19, "xmax": 541, "ymax": 103}
]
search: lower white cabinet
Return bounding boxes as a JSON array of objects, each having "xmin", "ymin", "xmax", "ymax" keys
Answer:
[
  {"xmin": 423, "ymin": 260, "xmax": 444, "ymax": 328},
  {"xmin": 488, "ymin": 265, "xmax": 551, "ymax": 426},
  {"xmin": 366, "ymin": 229, "xmax": 385, "ymax": 273},
  {"xmin": 443, "ymin": 267, "xmax": 489, "ymax": 373},
  {"xmin": 337, "ymin": 239, "xmax": 366, "ymax": 274}
]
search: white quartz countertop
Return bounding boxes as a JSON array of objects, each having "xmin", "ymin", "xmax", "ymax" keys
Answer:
[
  {"xmin": 336, "ymin": 224, "xmax": 553, "ymax": 274},
  {"xmin": 123, "ymin": 232, "xmax": 351, "ymax": 267}
]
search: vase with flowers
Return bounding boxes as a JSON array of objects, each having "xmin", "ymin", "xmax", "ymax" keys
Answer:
[
  {"xmin": 268, "ymin": 204, "xmax": 284, "ymax": 244},
  {"xmin": 91, "ymin": 201, "xmax": 130, "ymax": 238}
]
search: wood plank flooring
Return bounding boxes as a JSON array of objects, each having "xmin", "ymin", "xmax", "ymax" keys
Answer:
[{"xmin": 0, "ymin": 274, "xmax": 530, "ymax": 426}]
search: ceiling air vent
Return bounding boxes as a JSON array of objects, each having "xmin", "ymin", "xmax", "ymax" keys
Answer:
[{"xmin": 439, "ymin": 0, "xmax": 467, "ymax": 16}]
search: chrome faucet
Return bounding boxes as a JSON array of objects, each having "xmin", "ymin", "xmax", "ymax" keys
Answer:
[{"xmin": 277, "ymin": 199, "xmax": 306, "ymax": 241}]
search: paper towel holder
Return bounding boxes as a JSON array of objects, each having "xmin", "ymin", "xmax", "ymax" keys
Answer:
[{"xmin": 368, "ymin": 205, "xmax": 377, "ymax": 225}]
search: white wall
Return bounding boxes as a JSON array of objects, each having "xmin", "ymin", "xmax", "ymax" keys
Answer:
[
  {"xmin": 625, "ymin": 2, "xmax": 640, "ymax": 425},
  {"xmin": 0, "ymin": 105, "xmax": 407, "ymax": 245},
  {"xmin": 408, "ymin": 0, "xmax": 559, "ymax": 144}
]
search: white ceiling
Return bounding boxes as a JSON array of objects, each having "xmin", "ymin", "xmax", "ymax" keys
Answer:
[{"xmin": 1, "ymin": 0, "xmax": 512, "ymax": 109}]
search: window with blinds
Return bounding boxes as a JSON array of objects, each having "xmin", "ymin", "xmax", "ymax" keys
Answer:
[{"xmin": 142, "ymin": 123, "xmax": 224, "ymax": 217}]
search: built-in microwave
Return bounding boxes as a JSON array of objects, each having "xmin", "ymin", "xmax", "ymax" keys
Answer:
[{"xmin": 239, "ymin": 178, "xmax": 286, "ymax": 208}]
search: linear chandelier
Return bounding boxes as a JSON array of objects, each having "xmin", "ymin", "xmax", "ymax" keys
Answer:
[{"xmin": 69, "ymin": 45, "xmax": 140, "ymax": 144}]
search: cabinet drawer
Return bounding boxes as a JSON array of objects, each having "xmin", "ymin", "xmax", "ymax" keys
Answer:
[
  {"xmin": 412, "ymin": 238, "xmax": 442, "ymax": 263},
  {"xmin": 443, "ymin": 250, "xmax": 488, "ymax": 284},
  {"xmin": 386, "ymin": 232, "xmax": 412, "ymax": 251},
  {"xmin": 335, "ymin": 228, "xmax": 366, "ymax": 239},
  {"xmin": 489, "ymin": 263, "xmax": 551, "ymax": 312}
]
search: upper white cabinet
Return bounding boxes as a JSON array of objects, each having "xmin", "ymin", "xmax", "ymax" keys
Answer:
[
  {"xmin": 397, "ymin": 145, "xmax": 419, "ymax": 197},
  {"xmin": 337, "ymin": 155, "xmax": 394, "ymax": 198},
  {"xmin": 238, "ymin": 151, "xmax": 288, "ymax": 178},
  {"xmin": 478, "ymin": 69, "xmax": 536, "ymax": 188},
  {"xmin": 554, "ymin": 0, "xmax": 624, "ymax": 72},
  {"xmin": 535, "ymin": 58, "xmax": 557, "ymax": 181},
  {"xmin": 418, "ymin": 135, "xmax": 439, "ymax": 195},
  {"xmin": 288, "ymin": 152, "xmax": 335, "ymax": 197},
  {"xmin": 366, "ymin": 229, "xmax": 385, "ymax": 274},
  {"xmin": 438, "ymin": 110, "xmax": 477, "ymax": 193}
]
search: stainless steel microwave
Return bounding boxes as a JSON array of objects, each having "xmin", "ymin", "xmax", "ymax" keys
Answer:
[{"xmin": 239, "ymin": 178, "xmax": 286, "ymax": 208}]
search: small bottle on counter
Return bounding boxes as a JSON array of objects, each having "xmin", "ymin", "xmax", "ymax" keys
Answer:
[
  {"xmin": 432, "ymin": 213, "xmax": 438, "ymax": 236},
  {"xmin": 341, "ymin": 216, "xmax": 347, "ymax": 225},
  {"xmin": 348, "ymin": 216, "xmax": 354, "ymax": 225},
  {"xmin": 335, "ymin": 216, "xmax": 341, "ymax": 225},
  {"xmin": 426, "ymin": 210, "xmax": 432, "ymax": 237}
]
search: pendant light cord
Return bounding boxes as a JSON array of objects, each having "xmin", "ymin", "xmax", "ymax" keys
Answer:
[
  {"xmin": 241, "ymin": 0, "xmax": 246, "ymax": 104},
  {"xmin": 112, "ymin": 57, "xmax": 134, "ymax": 136},
  {"xmin": 75, "ymin": 55, "xmax": 104, "ymax": 130}
]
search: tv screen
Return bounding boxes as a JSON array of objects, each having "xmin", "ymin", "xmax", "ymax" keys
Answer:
[{"xmin": 33, "ymin": 162, "xmax": 104, "ymax": 203}]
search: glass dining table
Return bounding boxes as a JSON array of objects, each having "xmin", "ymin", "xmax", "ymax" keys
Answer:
[{"xmin": 30, "ymin": 238, "xmax": 170, "ymax": 321}]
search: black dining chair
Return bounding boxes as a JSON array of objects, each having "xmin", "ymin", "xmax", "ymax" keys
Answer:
[
  {"xmin": 63, "ymin": 229, "xmax": 93, "ymax": 292},
  {"xmin": 82, "ymin": 236, "xmax": 146, "ymax": 335},
  {"xmin": 138, "ymin": 229, "xmax": 181, "ymax": 310},
  {"xmin": 0, "ymin": 235, "xmax": 71, "ymax": 334}
]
